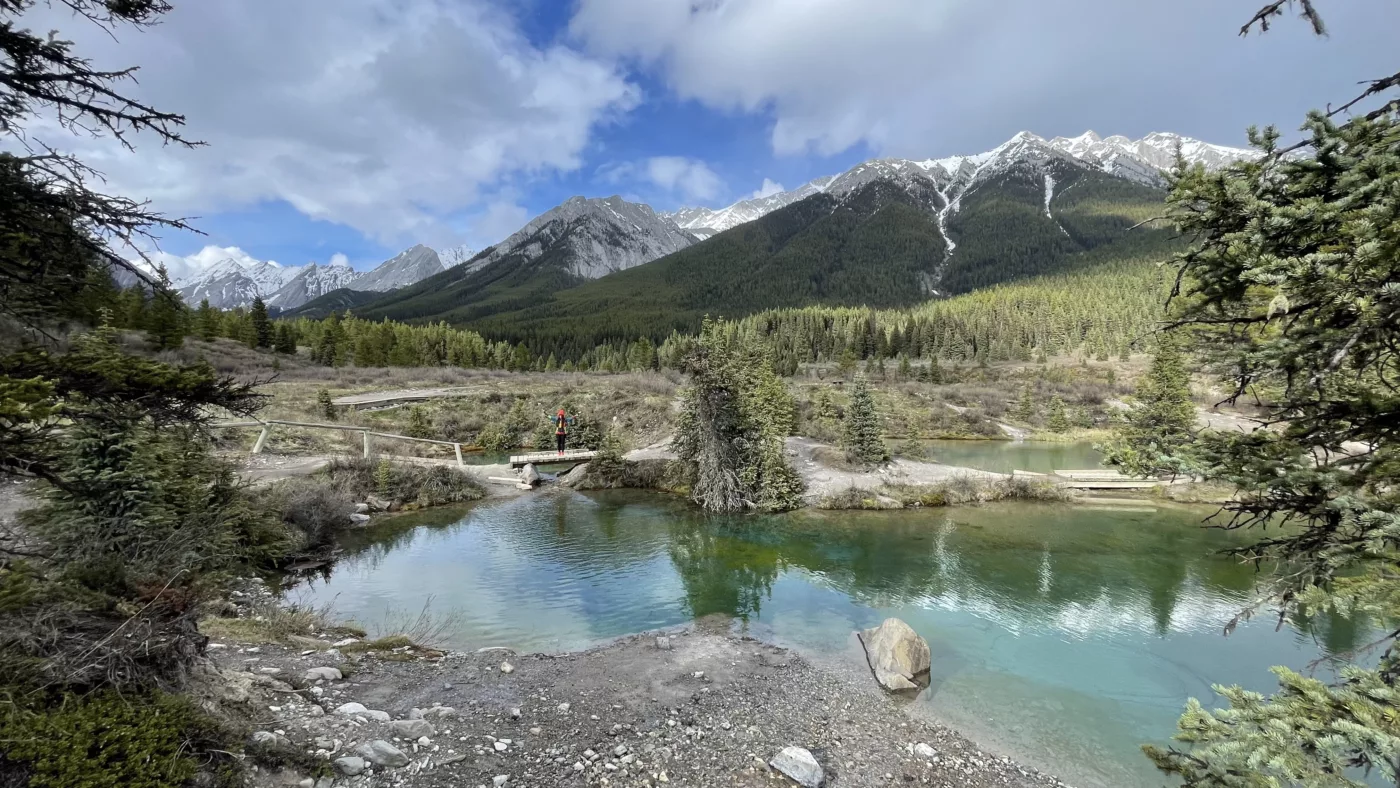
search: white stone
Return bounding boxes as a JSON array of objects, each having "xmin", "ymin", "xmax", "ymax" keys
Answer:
[
  {"xmin": 305, "ymin": 667, "xmax": 342, "ymax": 682},
  {"xmin": 493, "ymin": 776, "xmax": 509, "ymax": 787},
  {"xmin": 914, "ymin": 743, "xmax": 938, "ymax": 759},
  {"xmin": 390, "ymin": 719, "xmax": 435, "ymax": 739},
  {"xmin": 857, "ymin": 617, "xmax": 931, "ymax": 692},
  {"xmin": 500, "ymin": 661, "xmax": 514, "ymax": 674},
  {"xmin": 334, "ymin": 702, "xmax": 367, "ymax": 716},
  {"xmin": 770, "ymin": 746, "xmax": 824, "ymax": 788},
  {"xmin": 357, "ymin": 740, "xmax": 410, "ymax": 768},
  {"xmin": 494, "ymin": 741, "xmax": 508, "ymax": 752}
]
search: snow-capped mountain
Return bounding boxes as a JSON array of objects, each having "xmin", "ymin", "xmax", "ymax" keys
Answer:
[
  {"xmin": 354, "ymin": 244, "xmax": 445, "ymax": 292},
  {"xmin": 174, "ymin": 244, "xmax": 462, "ymax": 309},
  {"xmin": 264, "ymin": 261, "xmax": 362, "ymax": 310},
  {"xmin": 668, "ymin": 131, "xmax": 1253, "ymax": 237},
  {"xmin": 176, "ymin": 258, "xmax": 296, "ymax": 309},
  {"xmin": 438, "ymin": 244, "xmax": 477, "ymax": 268},
  {"xmin": 463, "ymin": 195, "xmax": 698, "ymax": 280},
  {"xmin": 665, "ymin": 177, "xmax": 836, "ymax": 239}
]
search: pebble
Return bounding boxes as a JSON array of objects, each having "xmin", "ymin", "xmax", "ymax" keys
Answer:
[
  {"xmin": 500, "ymin": 661, "xmax": 514, "ymax": 674},
  {"xmin": 334, "ymin": 702, "xmax": 368, "ymax": 716},
  {"xmin": 770, "ymin": 746, "xmax": 824, "ymax": 788},
  {"xmin": 656, "ymin": 636, "xmax": 672, "ymax": 651},
  {"xmin": 305, "ymin": 667, "xmax": 342, "ymax": 682},
  {"xmin": 914, "ymin": 743, "xmax": 938, "ymax": 759},
  {"xmin": 334, "ymin": 756, "xmax": 367, "ymax": 776},
  {"xmin": 493, "ymin": 776, "xmax": 509, "ymax": 787},
  {"xmin": 357, "ymin": 739, "xmax": 410, "ymax": 768},
  {"xmin": 494, "ymin": 741, "xmax": 508, "ymax": 752},
  {"xmin": 557, "ymin": 703, "xmax": 570, "ymax": 713}
]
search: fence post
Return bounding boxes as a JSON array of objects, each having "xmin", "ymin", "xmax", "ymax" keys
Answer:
[
  {"xmin": 362, "ymin": 431, "xmax": 371, "ymax": 459},
  {"xmin": 251, "ymin": 425, "xmax": 271, "ymax": 455},
  {"xmin": 454, "ymin": 443, "xmax": 464, "ymax": 467}
]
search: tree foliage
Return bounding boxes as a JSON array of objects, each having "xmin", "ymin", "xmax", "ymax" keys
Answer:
[
  {"xmin": 842, "ymin": 374, "xmax": 887, "ymax": 464},
  {"xmin": 1138, "ymin": 110, "xmax": 1400, "ymax": 788},
  {"xmin": 1101, "ymin": 333, "xmax": 1197, "ymax": 475},
  {"xmin": 674, "ymin": 319, "xmax": 805, "ymax": 513}
]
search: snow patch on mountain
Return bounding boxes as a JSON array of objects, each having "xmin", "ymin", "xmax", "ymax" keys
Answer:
[
  {"xmin": 355, "ymin": 245, "xmax": 445, "ymax": 292},
  {"xmin": 265, "ymin": 261, "xmax": 362, "ymax": 310},
  {"xmin": 669, "ymin": 130, "xmax": 1253, "ymax": 240}
]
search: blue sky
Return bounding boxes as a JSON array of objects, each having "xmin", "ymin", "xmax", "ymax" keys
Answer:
[{"xmin": 24, "ymin": 0, "xmax": 1399, "ymax": 279}]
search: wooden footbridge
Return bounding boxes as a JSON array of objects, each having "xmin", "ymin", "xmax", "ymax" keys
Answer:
[
  {"xmin": 508, "ymin": 450, "xmax": 597, "ymax": 468},
  {"xmin": 1013, "ymin": 468, "xmax": 1162, "ymax": 490}
]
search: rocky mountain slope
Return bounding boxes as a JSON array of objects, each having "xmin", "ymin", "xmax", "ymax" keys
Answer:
[
  {"xmin": 354, "ymin": 196, "xmax": 698, "ymax": 324},
  {"xmin": 666, "ymin": 130, "xmax": 1249, "ymax": 237},
  {"xmin": 174, "ymin": 244, "xmax": 456, "ymax": 310}
]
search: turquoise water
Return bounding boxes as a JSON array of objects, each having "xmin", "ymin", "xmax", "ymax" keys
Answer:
[
  {"xmin": 295, "ymin": 491, "xmax": 1358, "ymax": 787},
  {"xmin": 917, "ymin": 439, "xmax": 1104, "ymax": 474}
]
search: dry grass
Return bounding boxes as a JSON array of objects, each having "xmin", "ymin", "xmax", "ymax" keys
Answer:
[
  {"xmin": 199, "ymin": 596, "xmax": 339, "ymax": 645},
  {"xmin": 818, "ymin": 474, "xmax": 1073, "ymax": 510}
]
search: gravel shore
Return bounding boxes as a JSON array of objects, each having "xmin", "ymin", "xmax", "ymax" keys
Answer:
[{"xmin": 209, "ymin": 616, "xmax": 1071, "ymax": 788}]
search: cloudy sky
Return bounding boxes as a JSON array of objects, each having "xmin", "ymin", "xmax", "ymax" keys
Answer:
[{"xmin": 19, "ymin": 0, "xmax": 1398, "ymax": 279}]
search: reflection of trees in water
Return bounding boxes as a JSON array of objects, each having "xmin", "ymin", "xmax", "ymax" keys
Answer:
[{"xmin": 668, "ymin": 519, "xmax": 781, "ymax": 621}]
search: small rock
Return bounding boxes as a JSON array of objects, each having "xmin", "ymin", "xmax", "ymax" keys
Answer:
[
  {"xmin": 305, "ymin": 667, "xmax": 342, "ymax": 682},
  {"xmin": 493, "ymin": 776, "xmax": 509, "ymax": 787},
  {"xmin": 500, "ymin": 661, "xmax": 514, "ymax": 674},
  {"xmin": 424, "ymin": 706, "xmax": 458, "ymax": 719},
  {"xmin": 494, "ymin": 741, "xmax": 508, "ymax": 752},
  {"xmin": 614, "ymin": 745, "xmax": 628, "ymax": 757},
  {"xmin": 913, "ymin": 743, "xmax": 938, "ymax": 759},
  {"xmin": 348, "ymin": 513, "xmax": 371, "ymax": 525},
  {"xmin": 354, "ymin": 502, "xmax": 370, "ymax": 513},
  {"xmin": 556, "ymin": 703, "xmax": 570, "ymax": 713},
  {"xmin": 298, "ymin": 780, "xmax": 314, "ymax": 788},
  {"xmin": 364, "ymin": 710, "xmax": 391, "ymax": 723},
  {"xmin": 334, "ymin": 702, "xmax": 367, "ymax": 716},
  {"xmin": 256, "ymin": 666, "xmax": 284, "ymax": 676},
  {"xmin": 530, "ymin": 727, "xmax": 542, "ymax": 735},
  {"xmin": 366, "ymin": 495, "xmax": 391, "ymax": 512},
  {"xmin": 248, "ymin": 731, "xmax": 289, "ymax": 748},
  {"xmin": 407, "ymin": 708, "xmax": 425, "ymax": 720},
  {"xmin": 357, "ymin": 740, "xmax": 410, "ymax": 768},
  {"xmin": 390, "ymin": 719, "xmax": 435, "ymax": 739},
  {"xmin": 334, "ymin": 756, "xmax": 368, "ymax": 776},
  {"xmin": 333, "ymin": 638, "xmax": 360, "ymax": 647},
  {"xmin": 858, "ymin": 617, "xmax": 931, "ymax": 692},
  {"xmin": 307, "ymin": 705, "xmax": 325, "ymax": 717},
  {"xmin": 656, "ymin": 636, "xmax": 672, "ymax": 651},
  {"xmin": 509, "ymin": 707, "xmax": 521, "ymax": 719},
  {"xmin": 770, "ymin": 746, "xmax": 824, "ymax": 788},
  {"xmin": 573, "ymin": 762, "xmax": 585, "ymax": 772}
]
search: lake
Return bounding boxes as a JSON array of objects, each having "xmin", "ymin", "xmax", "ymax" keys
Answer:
[
  {"xmin": 916, "ymin": 439, "xmax": 1104, "ymax": 474},
  {"xmin": 294, "ymin": 490, "xmax": 1357, "ymax": 787}
]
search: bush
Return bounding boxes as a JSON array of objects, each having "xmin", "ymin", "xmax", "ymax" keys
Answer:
[
  {"xmin": 476, "ymin": 422, "xmax": 515, "ymax": 453},
  {"xmin": 324, "ymin": 457, "xmax": 485, "ymax": 509},
  {"xmin": 0, "ymin": 690, "xmax": 237, "ymax": 788},
  {"xmin": 250, "ymin": 478, "xmax": 355, "ymax": 551}
]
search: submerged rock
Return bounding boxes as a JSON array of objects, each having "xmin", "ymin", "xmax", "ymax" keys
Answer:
[
  {"xmin": 857, "ymin": 617, "xmax": 930, "ymax": 692},
  {"xmin": 770, "ymin": 746, "xmax": 824, "ymax": 787}
]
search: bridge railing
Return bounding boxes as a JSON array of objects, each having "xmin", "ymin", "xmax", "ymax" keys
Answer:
[{"xmin": 215, "ymin": 419, "xmax": 469, "ymax": 466}]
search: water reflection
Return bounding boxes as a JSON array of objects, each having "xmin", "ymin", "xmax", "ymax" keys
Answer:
[{"xmin": 295, "ymin": 489, "xmax": 1364, "ymax": 788}]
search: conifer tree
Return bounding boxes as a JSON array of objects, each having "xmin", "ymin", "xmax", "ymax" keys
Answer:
[
  {"xmin": 406, "ymin": 407, "xmax": 432, "ymax": 439},
  {"xmin": 317, "ymin": 389, "xmax": 336, "ymax": 421},
  {"xmin": 842, "ymin": 374, "xmax": 887, "ymax": 464},
  {"xmin": 274, "ymin": 323, "xmax": 297, "ymax": 355},
  {"xmin": 1014, "ymin": 383, "xmax": 1036, "ymax": 422},
  {"xmin": 1101, "ymin": 333, "xmax": 1196, "ymax": 476},
  {"xmin": 1046, "ymin": 395, "xmax": 1069, "ymax": 433},
  {"xmin": 145, "ymin": 269, "xmax": 185, "ymax": 351},
  {"xmin": 250, "ymin": 297, "xmax": 272, "ymax": 348},
  {"xmin": 195, "ymin": 298, "xmax": 219, "ymax": 341}
]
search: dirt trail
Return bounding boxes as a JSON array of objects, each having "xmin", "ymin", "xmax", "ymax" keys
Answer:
[{"xmin": 785, "ymin": 437, "xmax": 1000, "ymax": 504}]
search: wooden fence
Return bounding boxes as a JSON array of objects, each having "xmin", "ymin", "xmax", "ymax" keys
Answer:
[{"xmin": 217, "ymin": 420, "xmax": 470, "ymax": 466}]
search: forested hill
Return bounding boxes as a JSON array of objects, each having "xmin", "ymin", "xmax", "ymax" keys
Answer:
[{"xmin": 449, "ymin": 160, "xmax": 1175, "ymax": 359}]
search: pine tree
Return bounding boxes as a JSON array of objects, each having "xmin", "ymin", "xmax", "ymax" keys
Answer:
[
  {"xmin": 1101, "ymin": 333, "xmax": 1196, "ymax": 476},
  {"xmin": 842, "ymin": 374, "xmax": 887, "ymax": 464},
  {"xmin": 317, "ymin": 389, "xmax": 336, "ymax": 421},
  {"xmin": 196, "ymin": 298, "xmax": 219, "ymax": 341},
  {"xmin": 145, "ymin": 269, "xmax": 185, "ymax": 351},
  {"xmin": 274, "ymin": 323, "xmax": 297, "ymax": 355},
  {"xmin": 1013, "ymin": 383, "xmax": 1036, "ymax": 422},
  {"xmin": 250, "ymin": 297, "xmax": 272, "ymax": 349},
  {"xmin": 1134, "ymin": 106, "xmax": 1400, "ymax": 783},
  {"xmin": 406, "ymin": 407, "xmax": 432, "ymax": 439},
  {"xmin": 897, "ymin": 354, "xmax": 912, "ymax": 381},
  {"xmin": 1046, "ymin": 395, "xmax": 1069, "ymax": 433}
]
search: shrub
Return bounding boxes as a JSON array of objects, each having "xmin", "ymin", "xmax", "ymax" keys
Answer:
[
  {"xmin": 324, "ymin": 457, "xmax": 485, "ymax": 509},
  {"xmin": 0, "ymin": 690, "xmax": 237, "ymax": 788},
  {"xmin": 476, "ymin": 422, "xmax": 515, "ymax": 453},
  {"xmin": 250, "ymin": 478, "xmax": 355, "ymax": 551}
]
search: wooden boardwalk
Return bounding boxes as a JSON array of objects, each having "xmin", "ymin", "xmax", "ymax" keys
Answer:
[
  {"xmin": 1051, "ymin": 469, "xmax": 1161, "ymax": 490},
  {"xmin": 509, "ymin": 450, "xmax": 597, "ymax": 468}
]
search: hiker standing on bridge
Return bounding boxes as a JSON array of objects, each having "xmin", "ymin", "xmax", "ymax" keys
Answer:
[{"xmin": 553, "ymin": 409, "xmax": 575, "ymax": 457}]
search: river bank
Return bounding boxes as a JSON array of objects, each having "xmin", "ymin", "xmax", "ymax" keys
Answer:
[{"xmin": 204, "ymin": 610, "xmax": 1072, "ymax": 788}]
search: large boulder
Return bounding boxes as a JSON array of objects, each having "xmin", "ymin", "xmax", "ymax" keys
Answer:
[
  {"xmin": 521, "ymin": 463, "xmax": 541, "ymax": 487},
  {"xmin": 770, "ymin": 746, "xmax": 824, "ymax": 787},
  {"xmin": 857, "ymin": 618, "xmax": 930, "ymax": 692}
]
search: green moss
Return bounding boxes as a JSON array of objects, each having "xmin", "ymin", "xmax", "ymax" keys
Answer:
[{"xmin": 0, "ymin": 690, "xmax": 238, "ymax": 788}]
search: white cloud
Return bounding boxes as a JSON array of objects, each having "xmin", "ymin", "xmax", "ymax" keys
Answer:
[
  {"xmin": 143, "ymin": 245, "xmax": 277, "ymax": 282},
  {"xmin": 644, "ymin": 157, "xmax": 724, "ymax": 202},
  {"xmin": 569, "ymin": 0, "xmax": 1400, "ymax": 159},
  {"xmin": 750, "ymin": 178, "xmax": 785, "ymax": 199},
  {"xmin": 329, "ymin": 253, "xmax": 351, "ymax": 268},
  {"xmin": 598, "ymin": 156, "xmax": 724, "ymax": 203},
  {"xmin": 20, "ymin": 0, "xmax": 639, "ymax": 246}
]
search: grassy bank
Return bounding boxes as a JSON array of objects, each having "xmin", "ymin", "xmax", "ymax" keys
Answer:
[{"xmin": 817, "ymin": 474, "xmax": 1074, "ymax": 510}]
